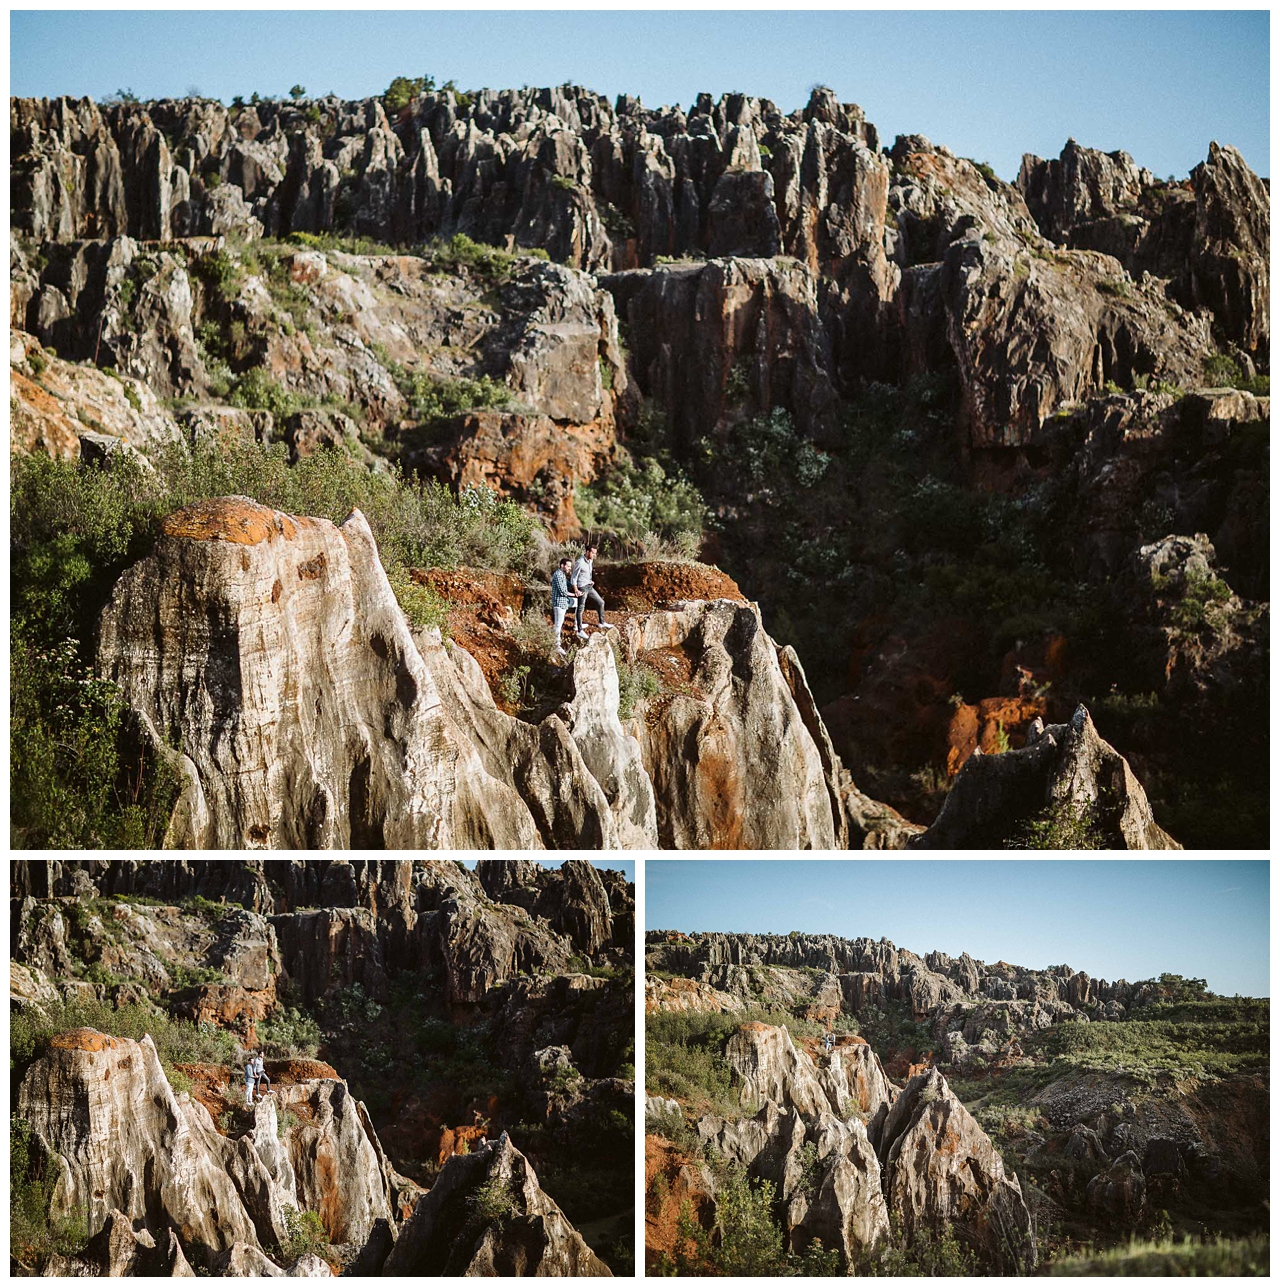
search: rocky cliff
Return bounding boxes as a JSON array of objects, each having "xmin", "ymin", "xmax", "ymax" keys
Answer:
[
  {"xmin": 11, "ymin": 859, "xmax": 633, "ymax": 1275},
  {"xmin": 646, "ymin": 928, "xmax": 1268, "ymax": 1271},
  {"xmin": 10, "ymin": 81, "xmax": 1268, "ymax": 849}
]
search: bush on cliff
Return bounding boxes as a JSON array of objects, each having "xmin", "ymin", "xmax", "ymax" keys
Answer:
[
  {"xmin": 10, "ymin": 1118, "xmax": 89, "ymax": 1269},
  {"xmin": 10, "ymin": 995, "xmax": 238, "ymax": 1090},
  {"xmin": 10, "ymin": 444, "xmax": 540, "ymax": 848}
]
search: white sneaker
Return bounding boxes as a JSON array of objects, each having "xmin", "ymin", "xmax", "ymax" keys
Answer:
[
  {"xmin": 600, "ymin": 622, "xmax": 616, "ymax": 631},
  {"xmin": 555, "ymin": 646, "xmax": 567, "ymax": 657},
  {"xmin": 575, "ymin": 631, "xmax": 589, "ymax": 641}
]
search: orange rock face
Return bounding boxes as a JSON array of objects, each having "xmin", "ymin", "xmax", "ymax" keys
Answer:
[
  {"xmin": 161, "ymin": 497, "xmax": 300, "ymax": 544},
  {"xmin": 644, "ymin": 1135, "xmax": 715, "ymax": 1274},
  {"xmin": 944, "ymin": 695, "xmax": 1048, "ymax": 777},
  {"xmin": 49, "ymin": 1028, "xmax": 121, "ymax": 1052},
  {"xmin": 592, "ymin": 560, "xmax": 746, "ymax": 612}
]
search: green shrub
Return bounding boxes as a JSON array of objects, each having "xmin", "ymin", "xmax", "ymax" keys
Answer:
[
  {"xmin": 11, "ymin": 1118, "xmax": 90, "ymax": 1270},
  {"xmin": 385, "ymin": 567, "xmax": 451, "ymax": 631},
  {"xmin": 277, "ymin": 1109, "xmax": 300, "ymax": 1138},
  {"xmin": 470, "ymin": 1177, "xmax": 518, "ymax": 1227},
  {"xmin": 11, "ymin": 629, "xmax": 178, "ymax": 849},
  {"xmin": 258, "ymin": 1006, "xmax": 323, "ymax": 1058},
  {"xmin": 28, "ymin": 350, "xmax": 47, "ymax": 378},
  {"xmin": 1006, "ymin": 801, "xmax": 1108, "ymax": 850},
  {"xmin": 614, "ymin": 645, "xmax": 661, "ymax": 719},
  {"xmin": 428, "ymin": 233, "xmax": 518, "ymax": 279},
  {"xmin": 383, "ymin": 74, "xmax": 436, "ymax": 114},
  {"xmin": 550, "ymin": 173, "xmax": 578, "ymax": 192},
  {"xmin": 279, "ymin": 1206, "xmax": 329, "ymax": 1263},
  {"xmin": 576, "ymin": 455, "xmax": 707, "ymax": 545},
  {"xmin": 865, "ymin": 1220, "xmax": 978, "ymax": 1275},
  {"xmin": 229, "ymin": 367, "xmax": 302, "ymax": 418},
  {"xmin": 384, "ymin": 363, "xmax": 513, "ymax": 439}
]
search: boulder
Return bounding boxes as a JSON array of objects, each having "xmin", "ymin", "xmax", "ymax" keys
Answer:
[
  {"xmin": 381, "ymin": 1134, "xmax": 609, "ymax": 1275},
  {"xmin": 877, "ymin": 1068, "xmax": 1036, "ymax": 1273},
  {"xmin": 912, "ymin": 705, "xmax": 1180, "ymax": 849},
  {"xmin": 97, "ymin": 498, "xmax": 541, "ymax": 849}
]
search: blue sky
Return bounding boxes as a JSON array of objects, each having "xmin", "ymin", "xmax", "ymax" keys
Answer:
[
  {"xmin": 10, "ymin": 10, "xmax": 1269, "ymax": 180},
  {"xmin": 646, "ymin": 860, "xmax": 1270, "ymax": 997}
]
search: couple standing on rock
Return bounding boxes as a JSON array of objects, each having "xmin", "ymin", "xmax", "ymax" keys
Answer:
[
  {"xmin": 550, "ymin": 542, "xmax": 615, "ymax": 657},
  {"xmin": 242, "ymin": 1052, "xmax": 271, "ymax": 1107}
]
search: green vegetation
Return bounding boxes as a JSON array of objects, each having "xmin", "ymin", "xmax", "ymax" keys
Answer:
[
  {"xmin": 279, "ymin": 1207, "xmax": 329, "ymax": 1263},
  {"xmin": 469, "ymin": 1177, "xmax": 518, "ymax": 1227},
  {"xmin": 656, "ymin": 1158, "xmax": 840, "ymax": 1277},
  {"xmin": 1046, "ymin": 1233, "xmax": 1268, "ymax": 1276},
  {"xmin": 1203, "ymin": 352, "xmax": 1270, "ymax": 395},
  {"xmin": 382, "ymin": 74, "xmax": 438, "ymax": 114},
  {"xmin": 257, "ymin": 1006, "xmax": 324, "ymax": 1058},
  {"xmin": 167, "ymin": 962, "xmax": 227, "ymax": 989},
  {"xmin": 427, "ymin": 232, "xmax": 530, "ymax": 279},
  {"xmin": 614, "ymin": 644, "xmax": 661, "ymax": 719},
  {"xmin": 865, "ymin": 1221, "xmax": 979, "ymax": 1276},
  {"xmin": 287, "ymin": 230, "xmax": 397, "ymax": 256},
  {"xmin": 11, "ymin": 1118, "xmax": 89, "ymax": 1269},
  {"xmin": 385, "ymin": 567, "xmax": 451, "ymax": 632},
  {"xmin": 381, "ymin": 359, "xmax": 514, "ymax": 444},
  {"xmin": 646, "ymin": 1008, "xmax": 823, "ymax": 1118},
  {"xmin": 1007, "ymin": 801, "xmax": 1108, "ymax": 850},
  {"xmin": 28, "ymin": 349, "xmax": 47, "ymax": 377},
  {"xmin": 10, "ymin": 995, "xmax": 238, "ymax": 1092},
  {"xmin": 1027, "ymin": 998, "xmax": 1268, "ymax": 1083},
  {"xmin": 575, "ymin": 454, "xmax": 707, "ymax": 553},
  {"xmin": 10, "ymin": 441, "xmax": 539, "ymax": 849}
]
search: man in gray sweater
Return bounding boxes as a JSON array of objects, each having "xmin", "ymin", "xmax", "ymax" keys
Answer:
[{"xmin": 572, "ymin": 543, "xmax": 614, "ymax": 638}]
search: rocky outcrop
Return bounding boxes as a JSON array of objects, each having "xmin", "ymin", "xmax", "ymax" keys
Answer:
[
  {"xmin": 1020, "ymin": 140, "xmax": 1269, "ymax": 361},
  {"xmin": 617, "ymin": 599, "xmax": 842, "ymax": 848},
  {"xmin": 679, "ymin": 1023, "xmax": 1031, "ymax": 1272},
  {"xmin": 911, "ymin": 704, "xmax": 1180, "ymax": 849},
  {"xmin": 92, "ymin": 492, "xmax": 881, "ymax": 850},
  {"xmin": 381, "ymin": 1134, "xmax": 610, "ymax": 1275},
  {"xmin": 602, "ymin": 256, "xmax": 839, "ymax": 448},
  {"xmin": 98, "ymin": 498, "xmax": 545, "ymax": 849},
  {"xmin": 16, "ymin": 1029, "xmax": 340, "ymax": 1269},
  {"xmin": 877, "ymin": 1068, "xmax": 1036, "ymax": 1272},
  {"xmin": 646, "ymin": 926, "xmax": 1175, "ymax": 1063}
]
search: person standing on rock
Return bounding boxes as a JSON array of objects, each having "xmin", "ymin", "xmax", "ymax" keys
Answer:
[
  {"xmin": 572, "ymin": 543, "xmax": 614, "ymax": 639},
  {"xmin": 550, "ymin": 556, "xmax": 578, "ymax": 657},
  {"xmin": 252, "ymin": 1052, "xmax": 270, "ymax": 1100},
  {"xmin": 243, "ymin": 1056, "xmax": 256, "ymax": 1108}
]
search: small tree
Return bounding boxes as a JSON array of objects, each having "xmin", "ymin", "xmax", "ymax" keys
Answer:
[
  {"xmin": 116, "ymin": 87, "xmax": 139, "ymax": 104},
  {"xmin": 289, "ymin": 84, "xmax": 307, "ymax": 101}
]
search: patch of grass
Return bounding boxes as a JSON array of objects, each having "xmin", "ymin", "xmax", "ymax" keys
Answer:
[
  {"xmin": 1027, "ymin": 1001, "xmax": 1268, "ymax": 1083},
  {"xmin": 167, "ymin": 962, "xmax": 228, "ymax": 990},
  {"xmin": 28, "ymin": 349, "xmax": 47, "ymax": 378},
  {"xmin": 287, "ymin": 230, "xmax": 398, "ymax": 256},
  {"xmin": 1046, "ymin": 1233, "xmax": 1268, "ymax": 1276}
]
